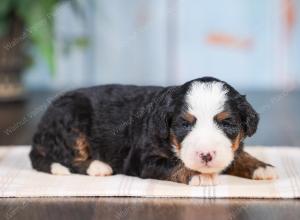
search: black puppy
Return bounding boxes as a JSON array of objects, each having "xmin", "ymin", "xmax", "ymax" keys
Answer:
[{"xmin": 30, "ymin": 77, "xmax": 277, "ymax": 185}]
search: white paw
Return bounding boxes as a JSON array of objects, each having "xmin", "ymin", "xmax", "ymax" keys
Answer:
[
  {"xmin": 252, "ymin": 166, "xmax": 278, "ymax": 180},
  {"xmin": 51, "ymin": 163, "xmax": 71, "ymax": 175},
  {"xmin": 189, "ymin": 174, "xmax": 219, "ymax": 186},
  {"xmin": 87, "ymin": 160, "xmax": 113, "ymax": 176}
]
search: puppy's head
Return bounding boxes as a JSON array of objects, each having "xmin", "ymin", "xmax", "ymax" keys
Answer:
[{"xmin": 162, "ymin": 77, "xmax": 259, "ymax": 174}]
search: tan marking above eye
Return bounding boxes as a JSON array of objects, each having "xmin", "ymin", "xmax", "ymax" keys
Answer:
[
  {"xmin": 183, "ymin": 112, "xmax": 197, "ymax": 124},
  {"xmin": 215, "ymin": 111, "xmax": 231, "ymax": 121}
]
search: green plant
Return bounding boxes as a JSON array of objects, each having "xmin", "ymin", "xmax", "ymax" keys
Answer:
[{"xmin": 0, "ymin": 0, "xmax": 73, "ymax": 74}]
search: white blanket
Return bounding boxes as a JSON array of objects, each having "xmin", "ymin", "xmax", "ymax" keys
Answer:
[{"xmin": 0, "ymin": 146, "xmax": 299, "ymax": 198}]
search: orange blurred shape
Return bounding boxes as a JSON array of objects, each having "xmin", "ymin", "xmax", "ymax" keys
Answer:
[
  {"xmin": 283, "ymin": 0, "xmax": 296, "ymax": 34},
  {"xmin": 205, "ymin": 33, "xmax": 253, "ymax": 50}
]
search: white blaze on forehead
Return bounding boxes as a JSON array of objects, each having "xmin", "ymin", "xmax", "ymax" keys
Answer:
[
  {"xmin": 179, "ymin": 81, "xmax": 233, "ymax": 174},
  {"xmin": 186, "ymin": 81, "xmax": 228, "ymax": 118}
]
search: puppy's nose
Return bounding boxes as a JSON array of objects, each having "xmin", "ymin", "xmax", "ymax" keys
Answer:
[{"xmin": 200, "ymin": 152, "xmax": 213, "ymax": 163}]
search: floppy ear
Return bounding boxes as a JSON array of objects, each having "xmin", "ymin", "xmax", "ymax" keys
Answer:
[
  {"xmin": 236, "ymin": 95, "xmax": 259, "ymax": 137},
  {"xmin": 150, "ymin": 88, "xmax": 177, "ymax": 139},
  {"xmin": 152, "ymin": 107, "xmax": 171, "ymax": 139}
]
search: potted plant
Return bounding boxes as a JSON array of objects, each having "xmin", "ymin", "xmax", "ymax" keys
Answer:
[{"xmin": 0, "ymin": 0, "xmax": 68, "ymax": 101}]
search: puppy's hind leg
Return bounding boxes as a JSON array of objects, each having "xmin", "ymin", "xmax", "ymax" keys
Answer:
[
  {"xmin": 31, "ymin": 93, "xmax": 93, "ymax": 176},
  {"xmin": 30, "ymin": 145, "xmax": 72, "ymax": 175},
  {"xmin": 29, "ymin": 146, "xmax": 54, "ymax": 174}
]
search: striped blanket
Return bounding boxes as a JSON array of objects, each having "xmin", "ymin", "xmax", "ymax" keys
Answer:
[{"xmin": 0, "ymin": 146, "xmax": 299, "ymax": 198}]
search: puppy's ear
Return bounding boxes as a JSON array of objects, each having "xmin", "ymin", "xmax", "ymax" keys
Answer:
[
  {"xmin": 150, "ymin": 88, "xmax": 176, "ymax": 139},
  {"xmin": 236, "ymin": 95, "xmax": 259, "ymax": 137},
  {"xmin": 153, "ymin": 109, "xmax": 171, "ymax": 139}
]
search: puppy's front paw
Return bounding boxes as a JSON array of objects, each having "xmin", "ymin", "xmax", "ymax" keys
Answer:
[
  {"xmin": 87, "ymin": 160, "xmax": 113, "ymax": 176},
  {"xmin": 189, "ymin": 174, "xmax": 219, "ymax": 186},
  {"xmin": 252, "ymin": 166, "xmax": 278, "ymax": 180}
]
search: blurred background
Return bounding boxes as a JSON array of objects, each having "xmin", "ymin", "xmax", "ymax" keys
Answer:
[{"xmin": 0, "ymin": 0, "xmax": 299, "ymax": 146}]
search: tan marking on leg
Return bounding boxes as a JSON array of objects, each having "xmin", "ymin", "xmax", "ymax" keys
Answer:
[
  {"xmin": 73, "ymin": 132, "xmax": 90, "ymax": 162},
  {"xmin": 168, "ymin": 163, "xmax": 198, "ymax": 184},
  {"xmin": 224, "ymin": 150, "xmax": 276, "ymax": 180}
]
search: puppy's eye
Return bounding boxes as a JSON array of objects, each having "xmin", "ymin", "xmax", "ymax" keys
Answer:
[
  {"xmin": 215, "ymin": 112, "xmax": 236, "ymax": 126},
  {"xmin": 181, "ymin": 120, "xmax": 191, "ymax": 128},
  {"xmin": 220, "ymin": 118, "xmax": 236, "ymax": 127},
  {"xmin": 180, "ymin": 113, "xmax": 196, "ymax": 128}
]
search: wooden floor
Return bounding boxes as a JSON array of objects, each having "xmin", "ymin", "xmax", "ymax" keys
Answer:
[
  {"xmin": 0, "ymin": 90, "xmax": 299, "ymax": 220},
  {"xmin": 0, "ymin": 198, "xmax": 299, "ymax": 220}
]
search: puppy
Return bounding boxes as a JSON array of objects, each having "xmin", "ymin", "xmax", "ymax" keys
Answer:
[{"xmin": 30, "ymin": 77, "xmax": 277, "ymax": 185}]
